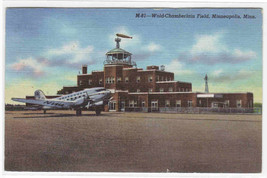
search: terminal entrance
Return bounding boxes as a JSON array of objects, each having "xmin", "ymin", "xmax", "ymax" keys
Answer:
[
  {"xmin": 120, "ymin": 101, "xmax": 125, "ymax": 112},
  {"xmin": 151, "ymin": 101, "xmax": 158, "ymax": 111},
  {"xmin": 109, "ymin": 101, "xmax": 116, "ymax": 111}
]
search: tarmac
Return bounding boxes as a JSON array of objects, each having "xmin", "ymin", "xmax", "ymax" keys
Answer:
[{"xmin": 5, "ymin": 110, "xmax": 262, "ymax": 173}]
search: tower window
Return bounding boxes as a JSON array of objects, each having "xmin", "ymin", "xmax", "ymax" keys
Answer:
[
  {"xmin": 169, "ymin": 87, "xmax": 173, "ymax": 92},
  {"xmin": 117, "ymin": 77, "xmax": 122, "ymax": 83},
  {"xmin": 149, "ymin": 88, "xmax": 153, "ymax": 92},
  {"xmin": 148, "ymin": 76, "xmax": 153, "ymax": 82},
  {"xmin": 125, "ymin": 77, "xmax": 129, "ymax": 83},
  {"xmin": 137, "ymin": 89, "xmax": 140, "ymax": 92},
  {"xmin": 136, "ymin": 76, "xmax": 140, "ymax": 83},
  {"xmin": 99, "ymin": 78, "xmax": 102, "ymax": 84},
  {"xmin": 88, "ymin": 79, "xmax": 92, "ymax": 85},
  {"xmin": 160, "ymin": 88, "xmax": 164, "ymax": 92}
]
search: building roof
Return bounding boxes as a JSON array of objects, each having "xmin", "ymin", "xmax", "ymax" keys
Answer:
[{"xmin": 106, "ymin": 48, "xmax": 132, "ymax": 55}]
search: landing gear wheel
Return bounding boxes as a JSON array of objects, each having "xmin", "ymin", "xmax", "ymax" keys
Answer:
[
  {"xmin": 95, "ymin": 107, "xmax": 101, "ymax": 116},
  {"xmin": 76, "ymin": 109, "xmax": 82, "ymax": 116}
]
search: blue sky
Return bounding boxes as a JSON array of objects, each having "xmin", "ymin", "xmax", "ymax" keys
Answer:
[{"xmin": 5, "ymin": 8, "xmax": 262, "ymax": 103}]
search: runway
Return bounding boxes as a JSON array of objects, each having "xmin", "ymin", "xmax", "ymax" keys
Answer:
[{"xmin": 5, "ymin": 110, "xmax": 262, "ymax": 172}]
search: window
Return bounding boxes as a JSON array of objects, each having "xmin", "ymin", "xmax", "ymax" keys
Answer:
[
  {"xmin": 181, "ymin": 88, "xmax": 184, "ymax": 92},
  {"xmin": 224, "ymin": 100, "xmax": 230, "ymax": 108},
  {"xmin": 188, "ymin": 100, "xmax": 192, "ymax": 107},
  {"xmin": 168, "ymin": 87, "xmax": 173, "ymax": 92},
  {"xmin": 142, "ymin": 101, "xmax": 145, "ymax": 107},
  {"xmin": 109, "ymin": 101, "xmax": 116, "ymax": 110},
  {"xmin": 129, "ymin": 100, "xmax": 134, "ymax": 108},
  {"xmin": 117, "ymin": 77, "xmax": 122, "ymax": 83},
  {"xmin": 169, "ymin": 77, "xmax": 172, "ymax": 81},
  {"xmin": 156, "ymin": 75, "xmax": 159, "ymax": 81},
  {"xmin": 106, "ymin": 77, "xmax": 111, "ymax": 84},
  {"xmin": 88, "ymin": 79, "xmax": 92, "ymax": 85},
  {"xmin": 249, "ymin": 100, "xmax": 253, "ymax": 108},
  {"xmin": 161, "ymin": 76, "xmax": 164, "ymax": 81},
  {"xmin": 148, "ymin": 76, "xmax": 153, "ymax": 82},
  {"xmin": 149, "ymin": 88, "xmax": 153, "ymax": 92},
  {"xmin": 111, "ymin": 77, "xmax": 115, "ymax": 83},
  {"xmin": 236, "ymin": 100, "xmax": 242, "ymax": 108},
  {"xmin": 134, "ymin": 101, "xmax": 138, "ymax": 107},
  {"xmin": 151, "ymin": 101, "xmax": 158, "ymax": 110},
  {"xmin": 165, "ymin": 100, "xmax": 170, "ymax": 107},
  {"xmin": 137, "ymin": 89, "xmax": 140, "ymax": 92},
  {"xmin": 165, "ymin": 77, "xmax": 168, "ymax": 81},
  {"xmin": 125, "ymin": 77, "xmax": 129, "ymax": 83},
  {"xmin": 176, "ymin": 100, "xmax": 181, "ymax": 107},
  {"xmin": 212, "ymin": 102, "xmax": 218, "ymax": 108},
  {"xmin": 79, "ymin": 80, "xmax": 82, "ymax": 85},
  {"xmin": 136, "ymin": 76, "xmax": 140, "ymax": 83},
  {"xmin": 199, "ymin": 100, "xmax": 202, "ymax": 105},
  {"xmin": 99, "ymin": 78, "xmax": 102, "ymax": 84},
  {"xmin": 160, "ymin": 88, "xmax": 164, "ymax": 92}
]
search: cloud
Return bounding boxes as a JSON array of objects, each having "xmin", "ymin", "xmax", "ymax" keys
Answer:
[
  {"xmin": 145, "ymin": 42, "xmax": 162, "ymax": 52},
  {"xmin": 178, "ymin": 32, "xmax": 257, "ymax": 65},
  {"xmin": 109, "ymin": 26, "xmax": 163, "ymax": 61},
  {"xmin": 210, "ymin": 69, "xmax": 254, "ymax": 83},
  {"xmin": 9, "ymin": 57, "xmax": 48, "ymax": 77},
  {"xmin": 191, "ymin": 31, "xmax": 226, "ymax": 54},
  {"xmin": 47, "ymin": 41, "xmax": 94, "ymax": 64},
  {"xmin": 165, "ymin": 59, "xmax": 194, "ymax": 76},
  {"xmin": 213, "ymin": 69, "xmax": 223, "ymax": 77}
]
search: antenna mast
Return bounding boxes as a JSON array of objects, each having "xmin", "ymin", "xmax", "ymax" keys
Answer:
[{"xmin": 204, "ymin": 74, "xmax": 209, "ymax": 93}]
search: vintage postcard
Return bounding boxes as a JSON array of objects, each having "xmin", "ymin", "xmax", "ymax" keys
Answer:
[{"xmin": 4, "ymin": 6, "xmax": 262, "ymax": 173}]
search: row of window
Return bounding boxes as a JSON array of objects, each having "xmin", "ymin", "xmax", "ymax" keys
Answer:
[
  {"xmin": 59, "ymin": 91, "xmax": 86, "ymax": 101},
  {"xmin": 79, "ymin": 75, "xmax": 174, "ymax": 85},
  {"xmin": 134, "ymin": 88, "xmax": 190, "ymax": 92},
  {"xmin": 126, "ymin": 100, "xmax": 246, "ymax": 108},
  {"xmin": 127, "ymin": 100, "xmax": 187, "ymax": 108}
]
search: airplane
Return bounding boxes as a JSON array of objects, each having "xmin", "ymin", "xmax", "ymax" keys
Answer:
[{"xmin": 12, "ymin": 87, "xmax": 112, "ymax": 116}]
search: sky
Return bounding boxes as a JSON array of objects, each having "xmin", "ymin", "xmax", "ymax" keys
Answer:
[{"xmin": 5, "ymin": 8, "xmax": 262, "ymax": 104}]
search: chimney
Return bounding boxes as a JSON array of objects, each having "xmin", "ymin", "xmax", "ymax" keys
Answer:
[
  {"xmin": 82, "ymin": 65, "xmax": 87, "ymax": 74},
  {"xmin": 160, "ymin": 65, "xmax": 165, "ymax": 71}
]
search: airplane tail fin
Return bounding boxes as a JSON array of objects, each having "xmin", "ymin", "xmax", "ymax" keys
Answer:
[{"xmin": 34, "ymin": 90, "xmax": 46, "ymax": 100}]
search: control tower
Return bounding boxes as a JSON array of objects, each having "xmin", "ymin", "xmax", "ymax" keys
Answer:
[{"xmin": 104, "ymin": 34, "xmax": 136, "ymax": 67}]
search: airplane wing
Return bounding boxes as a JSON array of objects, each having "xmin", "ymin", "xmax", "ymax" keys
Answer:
[{"xmin": 11, "ymin": 98, "xmax": 84, "ymax": 109}]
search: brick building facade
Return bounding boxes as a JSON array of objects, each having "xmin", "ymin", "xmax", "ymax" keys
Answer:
[{"xmin": 57, "ymin": 37, "xmax": 253, "ymax": 112}]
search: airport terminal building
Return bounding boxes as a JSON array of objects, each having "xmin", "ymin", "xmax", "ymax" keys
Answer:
[{"xmin": 57, "ymin": 38, "xmax": 253, "ymax": 112}]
